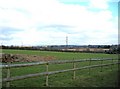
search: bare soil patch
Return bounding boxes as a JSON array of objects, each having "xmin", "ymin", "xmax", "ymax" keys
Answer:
[{"xmin": 0, "ymin": 53, "xmax": 56, "ymax": 63}]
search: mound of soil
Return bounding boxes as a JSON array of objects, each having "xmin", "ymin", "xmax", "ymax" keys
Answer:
[{"xmin": 0, "ymin": 53, "xmax": 56, "ymax": 63}]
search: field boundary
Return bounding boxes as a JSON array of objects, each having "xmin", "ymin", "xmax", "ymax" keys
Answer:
[{"xmin": 1, "ymin": 58, "xmax": 119, "ymax": 87}]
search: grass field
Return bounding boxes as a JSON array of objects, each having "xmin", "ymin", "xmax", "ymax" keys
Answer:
[
  {"xmin": 2, "ymin": 49, "xmax": 118, "ymax": 60},
  {"xmin": 1, "ymin": 49, "xmax": 119, "ymax": 87}
]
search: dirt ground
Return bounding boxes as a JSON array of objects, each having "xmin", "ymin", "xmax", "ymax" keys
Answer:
[{"xmin": 0, "ymin": 53, "xmax": 56, "ymax": 63}]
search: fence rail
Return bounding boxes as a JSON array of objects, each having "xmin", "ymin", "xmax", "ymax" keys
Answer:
[
  {"xmin": 0, "ymin": 58, "xmax": 116, "ymax": 68},
  {"xmin": 1, "ymin": 58, "xmax": 119, "ymax": 87}
]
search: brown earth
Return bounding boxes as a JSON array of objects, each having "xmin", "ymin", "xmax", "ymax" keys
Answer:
[{"xmin": 0, "ymin": 53, "xmax": 56, "ymax": 63}]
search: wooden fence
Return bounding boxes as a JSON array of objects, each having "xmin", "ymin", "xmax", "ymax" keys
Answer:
[{"xmin": 0, "ymin": 58, "xmax": 119, "ymax": 87}]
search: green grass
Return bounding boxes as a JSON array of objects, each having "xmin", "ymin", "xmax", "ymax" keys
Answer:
[
  {"xmin": 1, "ymin": 49, "xmax": 119, "ymax": 87},
  {"xmin": 2, "ymin": 49, "xmax": 118, "ymax": 60},
  {"xmin": 3, "ymin": 64, "xmax": 118, "ymax": 87}
]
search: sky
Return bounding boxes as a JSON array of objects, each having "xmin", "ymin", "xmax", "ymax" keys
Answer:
[{"xmin": 0, "ymin": 0, "xmax": 119, "ymax": 46}]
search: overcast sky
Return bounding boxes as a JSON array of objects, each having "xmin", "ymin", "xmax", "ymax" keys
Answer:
[{"xmin": 0, "ymin": 0, "xmax": 119, "ymax": 46}]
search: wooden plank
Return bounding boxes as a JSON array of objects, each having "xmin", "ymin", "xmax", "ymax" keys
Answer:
[
  {"xmin": 2, "ymin": 62, "xmax": 120, "ymax": 82},
  {"xmin": 100, "ymin": 58, "xmax": 103, "ymax": 72},
  {"xmin": 73, "ymin": 60, "xmax": 76, "ymax": 80},
  {"xmin": 1, "ymin": 61, "xmax": 47, "ymax": 69},
  {"xmin": 89, "ymin": 58, "xmax": 91, "ymax": 75},
  {"xmin": 6, "ymin": 62, "xmax": 10, "ymax": 87},
  {"xmin": 46, "ymin": 62, "xmax": 49, "ymax": 86},
  {"xmin": 111, "ymin": 58, "xmax": 114, "ymax": 71},
  {"xmin": 1, "ymin": 58, "xmax": 117, "ymax": 69}
]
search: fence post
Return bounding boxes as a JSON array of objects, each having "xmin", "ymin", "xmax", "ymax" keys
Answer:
[
  {"xmin": 6, "ymin": 62, "xmax": 10, "ymax": 87},
  {"xmin": 100, "ymin": 58, "xmax": 104, "ymax": 84},
  {"xmin": 111, "ymin": 58, "xmax": 113, "ymax": 71},
  {"xmin": 100, "ymin": 58, "xmax": 103, "ymax": 72},
  {"xmin": 46, "ymin": 62, "xmax": 49, "ymax": 87},
  {"xmin": 89, "ymin": 58, "xmax": 91, "ymax": 75},
  {"xmin": 73, "ymin": 59, "xmax": 76, "ymax": 80}
]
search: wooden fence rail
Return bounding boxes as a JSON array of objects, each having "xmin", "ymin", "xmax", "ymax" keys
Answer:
[
  {"xmin": 0, "ymin": 58, "xmax": 117, "ymax": 68},
  {"xmin": 2, "ymin": 62, "xmax": 119, "ymax": 82},
  {"xmin": 1, "ymin": 58, "xmax": 119, "ymax": 87}
]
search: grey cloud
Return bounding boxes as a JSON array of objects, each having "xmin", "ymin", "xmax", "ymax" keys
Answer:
[
  {"xmin": 0, "ymin": 36, "xmax": 13, "ymax": 41},
  {"xmin": 0, "ymin": 27, "xmax": 23, "ymax": 35},
  {"xmin": 0, "ymin": 27, "xmax": 23, "ymax": 41},
  {"xmin": 37, "ymin": 24, "xmax": 75, "ymax": 34},
  {"xmin": 42, "ymin": 24, "xmax": 74, "ymax": 28}
]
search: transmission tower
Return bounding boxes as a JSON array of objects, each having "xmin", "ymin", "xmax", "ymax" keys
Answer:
[{"xmin": 66, "ymin": 36, "xmax": 68, "ymax": 50}]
